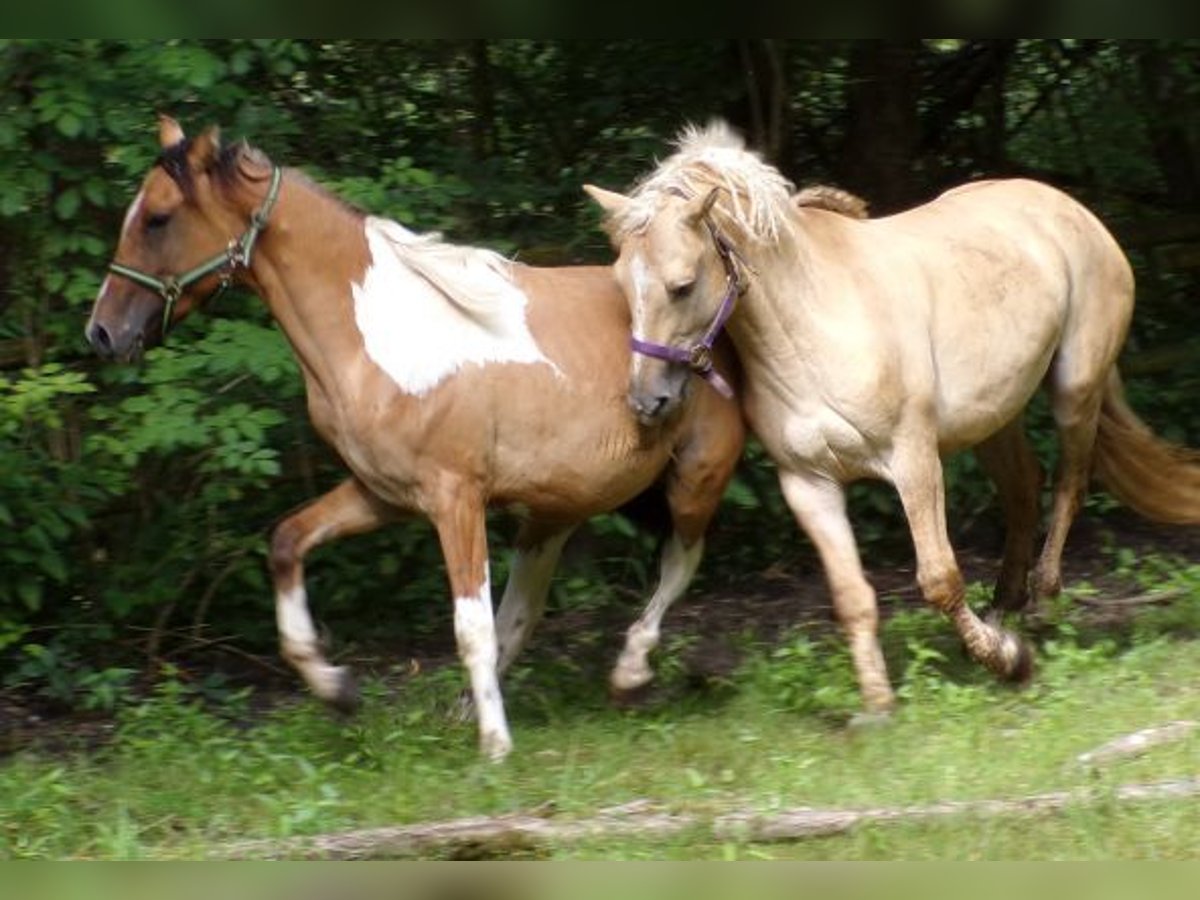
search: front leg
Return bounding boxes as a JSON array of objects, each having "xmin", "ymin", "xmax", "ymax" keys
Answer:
[{"xmin": 434, "ymin": 486, "xmax": 512, "ymax": 762}]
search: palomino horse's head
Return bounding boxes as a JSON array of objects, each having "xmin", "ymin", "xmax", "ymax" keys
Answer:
[
  {"xmin": 86, "ymin": 115, "xmax": 278, "ymax": 360},
  {"xmin": 586, "ymin": 183, "xmax": 741, "ymax": 425}
]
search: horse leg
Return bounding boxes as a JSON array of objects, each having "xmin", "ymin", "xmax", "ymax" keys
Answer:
[
  {"xmin": 494, "ymin": 521, "xmax": 577, "ymax": 676},
  {"xmin": 610, "ymin": 532, "xmax": 705, "ymax": 693},
  {"xmin": 778, "ymin": 469, "xmax": 895, "ymax": 716},
  {"xmin": 1032, "ymin": 382, "xmax": 1105, "ymax": 603},
  {"xmin": 973, "ymin": 418, "xmax": 1044, "ymax": 614},
  {"xmin": 270, "ymin": 477, "xmax": 395, "ymax": 712},
  {"xmin": 611, "ymin": 410, "xmax": 742, "ymax": 693},
  {"xmin": 890, "ymin": 440, "xmax": 1033, "ymax": 682},
  {"xmin": 433, "ymin": 486, "xmax": 511, "ymax": 761}
]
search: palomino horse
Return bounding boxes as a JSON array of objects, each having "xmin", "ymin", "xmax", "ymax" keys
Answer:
[
  {"xmin": 587, "ymin": 121, "xmax": 1200, "ymax": 718},
  {"xmin": 86, "ymin": 116, "xmax": 746, "ymax": 760}
]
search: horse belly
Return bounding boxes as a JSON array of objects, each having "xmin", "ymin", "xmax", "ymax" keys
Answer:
[
  {"xmin": 933, "ymin": 338, "xmax": 1057, "ymax": 453},
  {"xmin": 483, "ymin": 369, "xmax": 675, "ymax": 518}
]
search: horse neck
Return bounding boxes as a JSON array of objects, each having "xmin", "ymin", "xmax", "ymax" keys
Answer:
[
  {"xmin": 240, "ymin": 171, "xmax": 370, "ymax": 401},
  {"xmin": 724, "ymin": 223, "xmax": 823, "ymax": 369}
]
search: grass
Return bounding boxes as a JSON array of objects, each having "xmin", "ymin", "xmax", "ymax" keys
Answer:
[{"xmin": 3, "ymin": 556, "xmax": 1200, "ymax": 860}]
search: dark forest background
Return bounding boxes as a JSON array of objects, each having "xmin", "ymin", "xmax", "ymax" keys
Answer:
[{"xmin": 3, "ymin": 40, "xmax": 1199, "ymax": 710}]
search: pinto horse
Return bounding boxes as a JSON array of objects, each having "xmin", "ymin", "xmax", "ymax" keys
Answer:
[
  {"xmin": 86, "ymin": 116, "xmax": 745, "ymax": 760},
  {"xmin": 587, "ymin": 121, "xmax": 1200, "ymax": 719}
]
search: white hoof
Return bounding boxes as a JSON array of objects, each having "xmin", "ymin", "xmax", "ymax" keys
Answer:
[
  {"xmin": 481, "ymin": 730, "xmax": 513, "ymax": 763},
  {"xmin": 610, "ymin": 658, "xmax": 654, "ymax": 693}
]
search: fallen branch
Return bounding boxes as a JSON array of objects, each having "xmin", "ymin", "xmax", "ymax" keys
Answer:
[
  {"xmin": 214, "ymin": 775, "xmax": 1200, "ymax": 859},
  {"xmin": 1075, "ymin": 721, "xmax": 1198, "ymax": 769},
  {"xmin": 1075, "ymin": 588, "xmax": 1187, "ymax": 609}
]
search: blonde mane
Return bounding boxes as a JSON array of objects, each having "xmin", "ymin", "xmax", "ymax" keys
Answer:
[
  {"xmin": 792, "ymin": 185, "xmax": 870, "ymax": 219},
  {"xmin": 614, "ymin": 120, "xmax": 796, "ymax": 245}
]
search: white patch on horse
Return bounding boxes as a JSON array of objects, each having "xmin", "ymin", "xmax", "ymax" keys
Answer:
[
  {"xmin": 453, "ymin": 562, "xmax": 512, "ymax": 761},
  {"xmin": 353, "ymin": 216, "xmax": 557, "ymax": 396},
  {"xmin": 121, "ymin": 189, "xmax": 145, "ymax": 237},
  {"xmin": 629, "ymin": 251, "xmax": 651, "ymax": 340},
  {"xmin": 275, "ymin": 584, "xmax": 347, "ymax": 701}
]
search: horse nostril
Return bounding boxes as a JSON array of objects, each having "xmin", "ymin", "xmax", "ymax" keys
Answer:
[
  {"xmin": 629, "ymin": 393, "xmax": 671, "ymax": 422},
  {"xmin": 87, "ymin": 322, "xmax": 113, "ymax": 357}
]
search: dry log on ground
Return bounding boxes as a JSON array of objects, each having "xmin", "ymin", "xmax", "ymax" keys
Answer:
[{"xmin": 215, "ymin": 776, "xmax": 1200, "ymax": 859}]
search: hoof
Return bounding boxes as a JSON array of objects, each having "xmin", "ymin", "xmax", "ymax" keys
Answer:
[
  {"xmin": 326, "ymin": 668, "xmax": 361, "ymax": 716},
  {"xmin": 1002, "ymin": 635, "xmax": 1036, "ymax": 686},
  {"xmin": 848, "ymin": 709, "xmax": 894, "ymax": 731},
  {"xmin": 609, "ymin": 679, "xmax": 655, "ymax": 709},
  {"xmin": 481, "ymin": 732, "xmax": 513, "ymax": 763},
  {"xmin": 610, "ymin": 662, "xmax": 654, "ymax": 695}
]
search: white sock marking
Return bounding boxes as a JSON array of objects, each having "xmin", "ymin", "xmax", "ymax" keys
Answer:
[
  {"xmin": 276, "ymin": 584, "xmax": 345, "ymax": 700},
  {"xmin": 454, "ymin": 564, "xmax": 512, "ymax": 760},
  {"xmin": 353, "ymin": 216, "xmax": 557, "ymax": 396}
]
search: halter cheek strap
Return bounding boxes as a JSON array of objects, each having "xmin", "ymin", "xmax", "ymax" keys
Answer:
[
  {"xmin": 630, "ymin": 277, "xmax": 738, "ymax": 399},
  {"xmin": 106, "ymin": 165, "xmax": 282, "ymax": 338},
  {"xmin": 629, "ymin": 222, "xmax": 747, "ymax": 400}
]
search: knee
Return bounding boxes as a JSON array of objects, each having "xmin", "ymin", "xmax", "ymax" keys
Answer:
[{"xmin": 831, "ymin": 582, "xmax": 880, "ymax": 634}]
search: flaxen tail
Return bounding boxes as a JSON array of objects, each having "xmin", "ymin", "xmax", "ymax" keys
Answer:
[{"xmin": 1092, "ymin": 370, "xmax": 1200, "ymax": 524}]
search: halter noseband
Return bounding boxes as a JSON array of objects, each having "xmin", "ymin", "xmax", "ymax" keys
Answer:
[
  {"xmin": 106, "ymin": 165, "xmax": 283, "ymax": 338},
  {"xmin": 629, "ymin": 219, "xmax": 748, "ymax": 400}
]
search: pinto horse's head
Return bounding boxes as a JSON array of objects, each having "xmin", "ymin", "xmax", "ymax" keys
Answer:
[
  {"xmin": 86, "ymin": 115, "xmax": 275, "ymax": 360},
  {"xmin": 586, "ymin": 183, "xmax": 735, "ymax": 425}
]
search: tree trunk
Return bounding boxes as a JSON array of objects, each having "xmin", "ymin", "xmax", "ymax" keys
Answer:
[
  {"xmin": 838, "ymin": 40, "xmax": 924, "ymax": 214},
  {"xmin": 1137, "ymin": 42, "xmax": 1200, "ymax": 207}
]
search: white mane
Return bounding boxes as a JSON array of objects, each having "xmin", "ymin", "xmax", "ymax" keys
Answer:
[
  {"xmin": 368, "ymin": 218, "xmax": 522, "ymax": 329},
  {"xmin": 353, "ymin": 217, "xmax": 556, "ymax": 396},
  {"xmin": 616, "ymin": 120, "xmax": 795, "ymax": 244}
]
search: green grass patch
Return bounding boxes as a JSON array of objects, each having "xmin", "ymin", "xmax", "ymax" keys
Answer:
[{"xmin": 4, "ymin": 565, "xmax": 1200, "ymax": 860}]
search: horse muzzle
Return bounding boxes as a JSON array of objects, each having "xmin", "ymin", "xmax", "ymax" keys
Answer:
[{"xmin": 627, "ymin": 364, "xmax": 689, "ymax": 426}]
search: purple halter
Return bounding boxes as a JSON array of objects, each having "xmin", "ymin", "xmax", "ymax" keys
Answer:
[{"xmin": 629, "ymin": 221, "xmax": 747, "ymax": 400}]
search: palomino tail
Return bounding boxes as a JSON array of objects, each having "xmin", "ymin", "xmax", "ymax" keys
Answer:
[{"xmin": 1092, "ymin": 370, "xmax": 1200, "ymax": 524}]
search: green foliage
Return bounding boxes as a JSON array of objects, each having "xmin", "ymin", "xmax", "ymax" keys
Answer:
[
  {"xmin": 3, "ymin": 40, "xmax": 1200, "ymax": 716},
  {"xmin": 3, "ymin": 571, "xmax": 1200, "ymax": 859}
]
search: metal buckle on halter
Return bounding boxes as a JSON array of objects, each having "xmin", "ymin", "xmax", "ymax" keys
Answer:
[
  {"xmin": 687, "ymin": 344, "xmax": 713, "ymax": 373},
  {"xmin": 161, "ymin": 278, "xmax": 182, "ymax": 304},
  {"xmin": 226, "ymin": 237, "xmax": 247, "ymax": 270}
]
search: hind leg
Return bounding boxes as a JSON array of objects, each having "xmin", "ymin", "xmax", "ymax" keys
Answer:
[
  {"xmin": 494, "ymin": 521, "xmax": 577, "ymax": 676},
  {"xmin": 1032, "ymin": 383, "xmax": 1105, "ymax": 603},
  {"xmin": 890, "ymin": 433, "xmax": 1033, "ymax": 683},
  {"xmin": 973, "ymin": 418, "xmax": 1045, "ymax": 614},
  {"xmin": 270, "ymin": 478, "xmax": 396, "ymax": 711}
]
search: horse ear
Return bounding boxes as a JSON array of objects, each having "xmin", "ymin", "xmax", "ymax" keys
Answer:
[
  {"xmin": 583, "ymin": 184, "xmax": 631, "ymax": 219},
  {"xmin": 235, "ymin": 140, "xmax": 272, "ymax": 182},
  {"xmin": 684, "ymin": 187, "xmax": 721, "ymax": 227},
  {"xmin": 186, "ymin": 125, "xmax": 221, "ymax": 171},
  {"xmin": 158, "ymin": 114, "xmax": 185, "ymax": 148}
]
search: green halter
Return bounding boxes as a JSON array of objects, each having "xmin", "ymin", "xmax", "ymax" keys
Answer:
[{"xmin": 107, "ymin": 165, "xmax": 282, "ymax": 337}]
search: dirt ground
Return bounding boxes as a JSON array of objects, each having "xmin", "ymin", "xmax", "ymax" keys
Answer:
[{"xmin": 4, "ymin": 509, "xmax": 1199, "ymax": 757}]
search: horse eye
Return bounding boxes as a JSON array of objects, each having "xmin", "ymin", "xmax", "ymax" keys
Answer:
[
  {"xmin": 668, "ymin": 281, "xmax": 694, "ymax": 301},
  {"xmin": 144, "ymin": 212, "xmax": 171, "ymax": 231}
]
